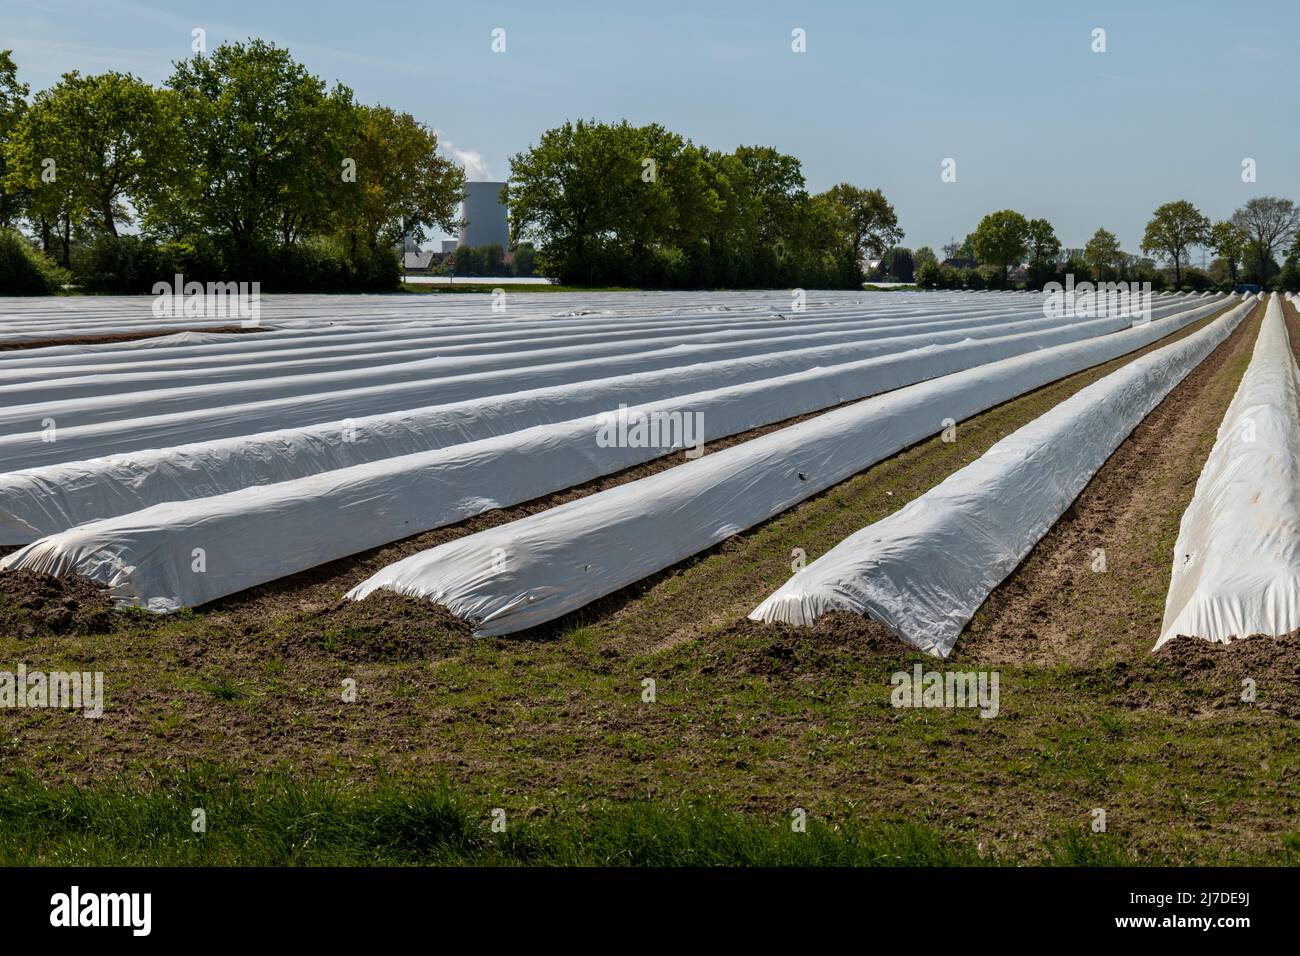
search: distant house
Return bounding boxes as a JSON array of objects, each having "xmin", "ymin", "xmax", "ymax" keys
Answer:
[
  {"xmin": 403, "ymin": 249, "xmax": 436, "ymax": 272},
  {"xmin": 942, "ymin": 257, "xmax": 976, "ymax": 270}
]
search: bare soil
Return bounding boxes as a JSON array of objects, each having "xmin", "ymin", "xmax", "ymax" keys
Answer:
[
  {"xmin": 0, "ymin": 568, "xmax": 118, "ymax": 638},
  {"xmin": 0, "ymin": 325, "xmax": 261, "ymax": 351}
]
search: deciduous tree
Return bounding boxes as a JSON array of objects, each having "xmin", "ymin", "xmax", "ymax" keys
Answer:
[{"xmin": 1141, "ymin": 200, "xmax": 1210, "ymax": 288}]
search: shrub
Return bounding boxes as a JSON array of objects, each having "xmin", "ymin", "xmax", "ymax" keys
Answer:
[
  {"xmin": 0, "ymin": 229, "xmax": 70, "ymax": 295},
  {"xmin": 72, "ymin": 234, "xmax": 182, "ymax": 293},
  {"xmin": 915, "ymin": 259, "xmax": 941, "ymax": 289},
  {"xmin": 71, "ymin": 234, "xmax": 401, "ymax": 294}
]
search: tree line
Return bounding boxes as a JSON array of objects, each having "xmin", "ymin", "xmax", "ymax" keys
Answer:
[
  {"xmin": 4, "ymin": 37, "xmax": 1300, "ymax": 297},
  {"xmin": 505, "ymin": 119, "xmax": 902, "ymax": 289},
  {"xmin": 905, "ymin": 198, "xmax": 1300, "ymax": 292},
  {"xmin": 0, "ymin": 42, "xmax": 463, "ymax": 293}
]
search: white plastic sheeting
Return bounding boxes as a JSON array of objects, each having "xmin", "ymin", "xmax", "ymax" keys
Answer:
[
  {"xmin": 343, "ymin": 299, "xmax": 1247, "ymax": 635},
  {"xmin": 0, "ymin": 300, "xmax": 1230, "ymax": 544},
  {"xmin": 0, "ymin": 289, "xmax": 1047, "ymax": 344},
  {"xmin": 0, "ymin": 306, "xmax": 1159, "ymax": 432},
  {"xmin": 3, "ymin": 293, "xmax": 1177, "ymax": 395},
  {"xmin": 1, "ymin": 296, "xmax": 1213, "ymax": 472},
  {"xmin": 4, "ymin": 295, "xmax": 1047, "ymax": 384},
  {"xmin": 749, "ymin": 297, "xmax": 1259, "ymax": 657},
  {"xmin": 0, "ymin": 306, "xmax": 1079, "ymax": 408},
  {"xmin": 0, "ymin": 303, "xmax": 1219, "ymax": 600},
  {"xmin": 1156, "ymin": 295, "xmax": 1300, "ymax": 647}
]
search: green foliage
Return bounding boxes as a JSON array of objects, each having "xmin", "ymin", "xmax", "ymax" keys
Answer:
[
  {"xmin": 1208, "ymin": 220, "xmax": 1245, "ymax": 286},
  {"xmin": 450, "ymin": 244, "xmax": 507, "ymax": 277},
  {"xmin": 4, "ymin": 70, "xmax": 167, "ymax": 238},
  {"xmin": 820, "ymin": 182, "xmax": 903, "ymax": 265},
  {"xmin": 510, "ymin": 242, "xmax": 538, "ymax": 277},
  {"xmin": 1024, "ymin": 218, "xmax": 1061, "ymax": 286},
  {"xmin": 1176, "ymin": 266, "xmax": 1213, "ymax": 292},
  {"xmin": 1232, "ymin": 197, "xmax": 1300, "ymax": 286},
  {"xmin": 970, "ymin": 209, "xmax": 1029, "ymax": 285},
  {"xmin": 70, "ymin": 233, "xmax": 399, "ymax": 294},
  {"xmin": 0, "ymin": 50, "xmax": 29, "ymax": 230},
  {"xmin": 1278, "ymin": 257, "xmax": 1300, "ymax": 293},
  {"xmin": 72, "ymin": 234, "xmax": 181, "ymax": 293},
  {"xmin": 914, "ymin": 258, "xmax": 941, "ymax": 288},
  {"xmin": 155, "ymin": 40, "xmax": 352, "ymax": 248},
  {"xmin": 0, "ymin": 227, "xmax": 69, "ymax": 294},
  {"xmin": 0, "ymin": 42, "xmax": 463, "ymax": 292},
  {"xmin": 333, "ymin": 104, "xmax": 462, "ymax": 255},
  {"xmin": 507, "ymin": 119, "xmax": 898, "ymax": 288},
  {"xmin": 877, "ymin": 246, "xmax": 914, "ymax": 282},
  {"xmin": 1140, "ymin": 199, "xmax": 1210, "ymax": 288},
  {"xmin": 1084, "ymin": 227, "xmax": 1122, "ymax": 281}
]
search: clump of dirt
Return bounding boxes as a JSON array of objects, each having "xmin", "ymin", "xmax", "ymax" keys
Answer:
[
  {"xmin": 295, "ymin": 591, "xmax": 475, "ymax": 663},
  {"xmin": 708, "ymin": 611, "xmax": 911, "ymax": 678},
  {"xmin": 1147, "ymin": 633, "xmax": 1300, "ymax": 717},
  {"xmin": 0, "ymin": 569, "xmax": 115, "ymax": 637}
]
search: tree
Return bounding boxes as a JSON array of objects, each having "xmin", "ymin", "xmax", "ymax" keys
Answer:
[
  {"xmin": 507, "ymin": 119, "xmax": 874, "ymax": 289},
  {"xmin": 4, "ymin": 71, "xmax": 167, "ymax": 237},
  {"xmin": 970, "ymin": 209, "xmax": 1028, "ymax": 286},
  {"xmin": 878, "ymin": 246, "xmax": 914, "ymax": 282},
  {"xmin": 914, "ymin": 246, "xmax": 938, "ymax": 271},
  {"xmin": 1140, "ymin": 200, "xmax": 1210, "ymax": 289},
  {"xmin": 1232, "ymin": 197, "xmax": 1300, "ymax": 289},
  {"xmin": 510, "ymin": 120, "xmax": 617, "ymax": 282},
  {"xmin": 334, "ymin": 105, "xmax": 462, "ymax": 257},
  {"xmin": 511, "ymin": 242, "xmax": 537, "ymax": 277},
  {"xmin": 819, "ymin": 183, "xmax": 902, "ymax": 268},
  {"xmin": 1209, "ymin": 220, "xmax": 1246, "ymax": 287},
  {"xmin": 157, "ymin": 40, "xmax": 354, "ymax": 255},
  {"xmin": 1084, "ymin": 227, "xmax": 1122, "ymax": 281},
  {"xmin": 0, "ymin": 50, "xmax": 29, "ymax": 230},
  {"xmin": 915, "ymin": 257, "xmax": 941, "ymax": 288},
  {"xmin": 1024, "ymin": 217, "xmax": 1061, "ymax": 286}
]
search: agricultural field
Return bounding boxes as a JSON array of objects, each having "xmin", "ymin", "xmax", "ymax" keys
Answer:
[{"xmin": 1, "ymin": 287, "xmax": 1295, "ymax": 867}]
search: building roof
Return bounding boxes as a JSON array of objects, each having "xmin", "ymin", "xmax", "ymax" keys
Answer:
[{"xmin": 403, "ymin": 250, "xmax": 436, "ymax": 270}]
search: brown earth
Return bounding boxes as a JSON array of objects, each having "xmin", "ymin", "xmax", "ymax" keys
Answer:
[
  {"xmin": 0, "ymin": 568, "xmax": 119, "ymax": 638},
  {"xmin": 0, "ymin": 325, "xmax": 261, "ymax": 351}
]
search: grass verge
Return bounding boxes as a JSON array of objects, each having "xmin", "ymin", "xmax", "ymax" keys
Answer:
[{"xmin": 0, "ymin": 767, "xmax": 1162, "ymax": 866}]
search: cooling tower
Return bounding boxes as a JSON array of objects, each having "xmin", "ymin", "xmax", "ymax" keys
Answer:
[{"xmin": 458, "ymin": 181, "xmax": 509, "ymax": 250}]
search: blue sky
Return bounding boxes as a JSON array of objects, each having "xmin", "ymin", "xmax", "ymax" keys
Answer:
[{"xmin": 2, "ymin": 0, "xmax": 1295, "ymax": 253}]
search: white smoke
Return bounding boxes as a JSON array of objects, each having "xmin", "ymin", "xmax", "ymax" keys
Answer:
[{"xmin": 437, "ymin": 133, "xmax": 491, "ymax": 181}]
